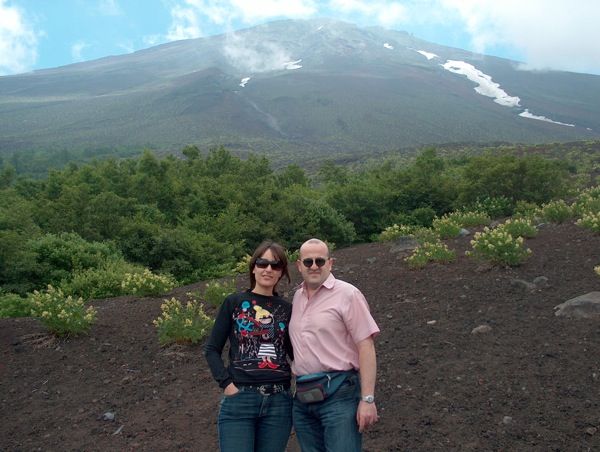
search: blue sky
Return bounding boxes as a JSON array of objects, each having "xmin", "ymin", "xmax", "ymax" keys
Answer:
[{"xmin": 1, "ymin": 0, "xmax": 600, "ymax": 76}]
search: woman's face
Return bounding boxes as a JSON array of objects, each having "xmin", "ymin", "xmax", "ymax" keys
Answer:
[{"xmin": 252, "ymin": 248, "xmax": 283, "ymax": 293}]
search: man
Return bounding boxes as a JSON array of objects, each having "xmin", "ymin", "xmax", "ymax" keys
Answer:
[{"xmin": 290, "ymin": 238, "xmax": 380, "ymax": 452}]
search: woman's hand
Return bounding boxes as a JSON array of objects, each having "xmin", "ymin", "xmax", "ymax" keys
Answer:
[{"xmin": 223, "ymin": 382, "xmax": 239, "ymax": 396}]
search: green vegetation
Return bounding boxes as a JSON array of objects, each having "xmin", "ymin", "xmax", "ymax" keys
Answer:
[
  {"xmin": 153, "ymin": 297, "xmax": 214, "ymax": 345},
  {"xmin": 203, "ymin": 279, "xmax": 237, "ymax": 308},
  {"xmin": 467, "ymin": 228, "xmax": 532, "ymax": 266},
  {"xmin": 0, "ymin": 143, "xmax": 596, "ymax": 317},
  {"xmin": 404, "ymin": 241, "xmax": 456, "ymax": 269},
  {"xmin": 29, "ymin": 285, "xmax": 97, "ymax": 337}
]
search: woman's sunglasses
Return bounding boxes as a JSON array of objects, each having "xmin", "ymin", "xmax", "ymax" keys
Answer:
[
  {"xmin": 301, "ymin": 257, "xmax": 328, "ymax": 268},
  {"xmin": 255, "ymin": 258, "xmax": 285, "ymax": 270}
]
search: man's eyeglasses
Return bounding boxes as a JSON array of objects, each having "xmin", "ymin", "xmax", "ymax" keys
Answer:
[
  {"xmin": 301, "ymin": 257, "xmax": 328, "ymax": 268},
  {"xmin": 255, "ymin": 258, "xmax": 285, "ymax": 270}
]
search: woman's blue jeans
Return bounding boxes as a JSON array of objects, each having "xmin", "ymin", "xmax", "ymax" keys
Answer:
[
  {"xmin": 292, "ymin": 374, "xmax": 362, "ymax": 452},
  {"xmin": 218, "ymin": 389, "xmax": 292, "ymax": 452}
]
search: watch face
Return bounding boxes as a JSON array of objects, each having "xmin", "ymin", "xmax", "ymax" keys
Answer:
[{"xmin": 363, "ymin": 395, "xmax": 374, "ymax": 403}]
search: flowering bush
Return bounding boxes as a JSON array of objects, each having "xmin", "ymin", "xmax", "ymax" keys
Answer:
[
  {"xmin": 447, "ymin": 210, "xmax": 491, "ymax": 228},
  {"xmin": 153, "ymin": 297, "xmax": 214, "ymax": 345},
  {"xmin": 62, "ymin": 260, "xmax": 146, "ymax": 300},
  {"xmin": 404, "ymin": 241, "xmax": 456, "ymax": 269},
  {"xmin": 539, "ymin": 200, "xmax": 572, "ymax": 223},
  {"xmin": 572, "ymin": 186, "xmax": 600, "ymax": 216},
  {"xmin": 412, "ymin": 227, "xmax": 440, "ymax": 244},
  {"xmin": 576, "ymin": 211, "xmax": 600, "ymax": 234},
  {"xmin": 469, "ymin": 196, "xmax": 513, "ymax": 218},
  {"xmin": 120, "ymin": 269, "xmax": 176, "ymax": 296},
  {"xmin": 595, "ymin": 265, "xmax": 600, "ymax": 277},
  {"xmin": 233, "ymin": 254, "xmax": 252, "ymax": 274},
  {"xmin": 496, "ymin": 218, "xmax": 538, "ymax": 238},
  {"xmin": 30, "ymin": 285, "xmax": 96, "ymax": 337},
  {"xmin": 204, "ymin": 279, "xmax": 236, "ymax": 308},
  {"xmin": 466, "ymin": 227, "xmax": 531, "ymax": 266},
  {"xmin": 432, "ymin": 216, "xmax": 462, "ymax": 239},
  {"xmin": 378, "ymin": 224, "xmax": 415, "ymax": 242}
]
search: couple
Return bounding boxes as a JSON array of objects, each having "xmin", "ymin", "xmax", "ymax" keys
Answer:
[{"xmin": 204, "ymin": 238, "xmax": 380, "ymax": 452}]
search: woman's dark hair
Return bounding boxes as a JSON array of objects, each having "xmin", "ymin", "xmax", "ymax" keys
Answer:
[{"xmin": 249, "ymin": 240, "xmax": 290, "ymax": 292}]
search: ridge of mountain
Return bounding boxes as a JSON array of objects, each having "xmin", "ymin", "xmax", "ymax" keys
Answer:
[{"xmin": 1, "ymin": 19, "xmax": 599, "ymax": 164}]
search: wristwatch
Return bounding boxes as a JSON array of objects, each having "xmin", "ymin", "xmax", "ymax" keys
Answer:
[{"xmin": 361, "ymin": 395, "xmax": 375, "ymax": 403}]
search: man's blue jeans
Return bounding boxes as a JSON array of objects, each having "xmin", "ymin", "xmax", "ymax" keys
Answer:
[
  {"xmin": 218, "ymin": 389, "xmax": 292, "ymax": 452},
  {"xmin": 292, "ymin": 374, "xmax": 362, "ymax": 452}
]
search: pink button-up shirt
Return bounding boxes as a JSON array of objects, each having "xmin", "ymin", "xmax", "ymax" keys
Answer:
[{"xmin": 290, "ymin": 273, "xmax": 380, "ymax": 376}]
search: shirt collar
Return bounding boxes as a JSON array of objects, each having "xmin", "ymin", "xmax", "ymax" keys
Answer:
[{"xmin": 301, "ymin": 272, "xmax": 336, "ymax": 294}]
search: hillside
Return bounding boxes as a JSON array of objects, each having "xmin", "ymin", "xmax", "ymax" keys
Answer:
[
  {"xmin": 1, "ymin": 19, "xmax": 600, "ymax": 165},
  {"xmin": 1, "ymin": 221, "xmax": 599, "ymax": 451}
]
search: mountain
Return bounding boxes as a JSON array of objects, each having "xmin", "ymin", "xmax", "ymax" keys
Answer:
[{"xmin": 1, "ymin": 19, "xmax": 600, "ymax": 165}]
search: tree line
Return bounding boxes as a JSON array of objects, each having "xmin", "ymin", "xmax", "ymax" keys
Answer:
[{"xmin": 0, "ymin": 145, "xmax": 578, "ymax": 296}]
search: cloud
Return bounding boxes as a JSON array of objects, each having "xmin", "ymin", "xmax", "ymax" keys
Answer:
[
  {"xmin": 440, "ymin": 0, "xmax": 600, "ymax": 74},
  {"xmin": 97, "ymin": 0, "xmax": 122, "ymax": 16},
  {"xmin": 0, "ymin": 0, "xmax": 39, "ymax": 75},
  {"xmin": 71, "ymin": 41, "xmax": 90, "ymax": 62},
  {"xmin": 223, "ymin": 31, "xmax": 297, "ymax": 72},
  {"xmin": 166, "ymin": 4, "xmax": 202, "ymax": 41},
  {"xmin": 230, "ymin": 0, "xmax": 317, "ymax": 22}
]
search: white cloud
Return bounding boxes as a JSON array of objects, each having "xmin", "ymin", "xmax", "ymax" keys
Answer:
[
  {"xmin": 440, "ymin": 0, "xmax": 600, "ymax": 74},
  {"xmin": 167, "ymin": 4, "xmax": 202, "ymax": 41},
  {"xmin": 0, "ymin": 0, "xmax": 39, "ymax": 75},
  {"xmin": 223, "ymin": 31, "xmax": 298, "ymax": 72},
  {"xmin": 71, "ymin": 41, "xmax": 89, "ymax": 62},
  {"xmin": 97, "ymin": 0, "xmax": 122, "ymax": 16}
]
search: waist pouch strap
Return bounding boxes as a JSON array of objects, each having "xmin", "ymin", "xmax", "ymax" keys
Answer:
[{"xmin": 295, "ymin": 370, "xmax": 355, "ymax": 403}]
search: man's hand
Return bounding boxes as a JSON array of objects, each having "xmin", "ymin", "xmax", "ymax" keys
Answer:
[
  {"xmin": 357, "ymin": 400, "xmax": 378, "ymax": 433},
  {"xmin": 223, "ymin": 382, "xmax": 239, "ymax": 396}
]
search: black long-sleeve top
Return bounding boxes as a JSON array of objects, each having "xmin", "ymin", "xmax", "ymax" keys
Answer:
[{"xmin": 204, "ymin": 291, "xmax": 293, "ymax": 389}]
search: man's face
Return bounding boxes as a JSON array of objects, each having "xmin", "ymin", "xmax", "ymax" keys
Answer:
[{"xmin": 296, "ymin": 242, "xmax": 333, "ymax": 290}]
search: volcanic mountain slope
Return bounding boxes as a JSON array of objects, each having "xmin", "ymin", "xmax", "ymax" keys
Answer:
[
  {"xmin": 1, "ymin": 221, "xmax": 599, "ymax": 451},
  {"xmin": 1, "ymin": 19, "xmax": 599, "ymax": 163}
]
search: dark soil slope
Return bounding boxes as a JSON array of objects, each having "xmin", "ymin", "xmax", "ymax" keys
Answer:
[{"xmin": 1, "ymin": 221, "xmax": 599, "ymax": 451}]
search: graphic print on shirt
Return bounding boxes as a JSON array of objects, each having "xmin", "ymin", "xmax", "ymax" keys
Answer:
[{"xmin": 232, "ymin": 298, "xmax": 288, "ymax": 372}]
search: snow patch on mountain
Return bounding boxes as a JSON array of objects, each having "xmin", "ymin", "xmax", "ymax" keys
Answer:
[
  {"xmin": 416, "ymin": 50, "xmax": 437, "ymax": 60},
  {"xmin": 383, "ymin": 43, "xmax": 394, "ymax": 50},
  {"xmin": 519, "ymin": 109, "xmax": 575, "ymax": 127},
  {"xmin": 441, "ymin": 60, "xmax": 521, "ymax": 107},
  {"xmin": 239, "ymin": 77, "xmax": 250, "ymax": 87}
]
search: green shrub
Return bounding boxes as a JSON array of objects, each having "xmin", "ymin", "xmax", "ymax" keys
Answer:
[
  {"xmin": 233, "ymin": 254, "xmax": 252, "ymax": 274},
  {"xmin": 469, "ymin": 196, "xmax": 514, "ymax": 218},
  {"xmin": 513, "ymin": 200, "xmax": 540, "ymax": 220},
  {"xmin": 120, "ymin": 269, "xmax": 177, "ymax": 296},
  {"xmin": 432, "ymin": 216, "xmax": 462, "ymax": 239},
  {"xmin": 572, "ymin": 186, "xmax": 600, "ymax": 216},
  {"xmin": 409, "ymin": 206, "xmax": 437, "ymax": 227},
  {"xmin": 412, "ymin": 227, "xmax": 440, "ymax": 244},
  {"xmin": 467, "ymin": 227, "xmax": 531, "ymax": 266},
  {"xmin": 447, "ymin": 210, "xmax": 491, "ymax": 228},
  {"xmin": 204, "ymin": 279, "xmax": 236, "ymax": 308},
  {"xmin": 0, "ymin": 293, "xmax": 32, "ymax": 318},
  {"xmin": 29, "ymin": 232, "xmax": 122, "ymax": 287},
  {"xmin": 153, "ymin": 297, "xmax": 214, "ymax": 345},
  {"xmin": 29, "ymin": 285, "xmax": 96, "ymax": 337},
  {"xmin": 540, "ymin": 200, "xmax": 572, "ymax": 223},
  {"xmin": 497, "ymin": 218, "xmax": 538, "ymax": 238},
  {"xmin": 287, "ymin": 248, "xmax": 299, "ymax": 263},
  {"xmin": 576, "ymin": 211, "xmax": 600, "ymax": 233},
  {"xmin": 404, "ymin": 241, "xmax": 456, "ymax": 269},
  {"xmin": 377, "ymin": 224, "xmax": 415, "ymax": 242},
  {"xmin": 61, "ymin": 259, "xmax": 147, "ymax": 300}
]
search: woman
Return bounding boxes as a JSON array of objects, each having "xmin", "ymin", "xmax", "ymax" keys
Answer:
[{"xmin": 204, "ymin": 240, "xmax": 293, "ymax": 452}]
